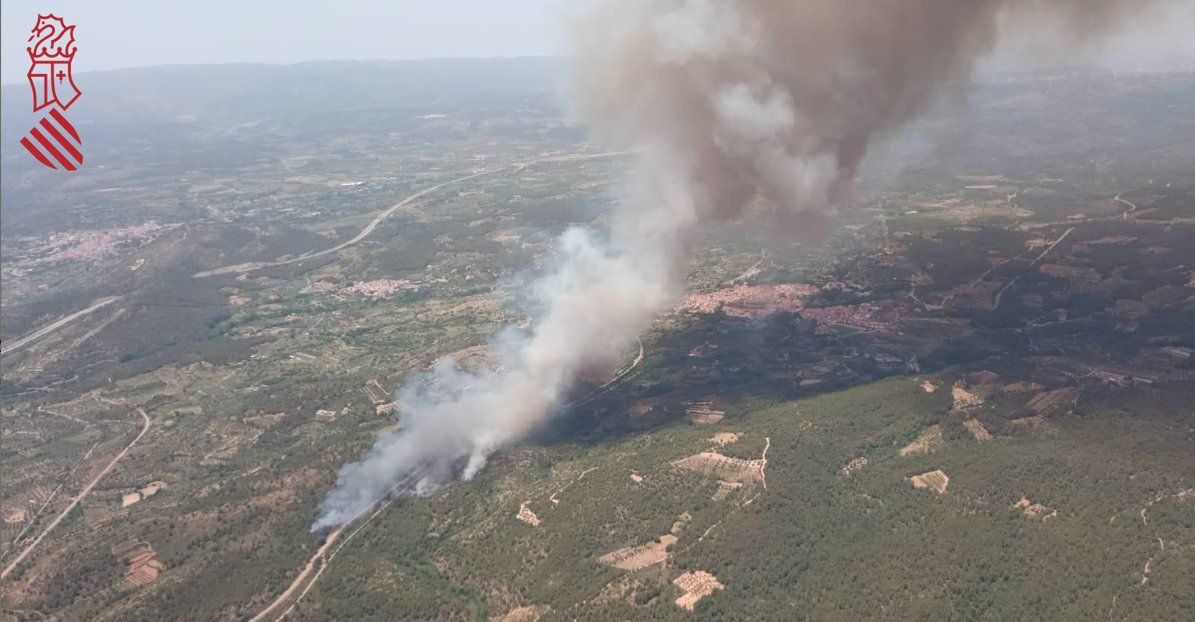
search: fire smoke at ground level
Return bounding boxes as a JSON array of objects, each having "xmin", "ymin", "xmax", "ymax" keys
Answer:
[{"xmin": 314, "ymin": 0, "xmax": 1167, "ymax": 530}]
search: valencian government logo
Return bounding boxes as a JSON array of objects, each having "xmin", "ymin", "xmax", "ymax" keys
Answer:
[{"xmin": 21, "ymin": 14, "xmax": 84, "ymax": 171}]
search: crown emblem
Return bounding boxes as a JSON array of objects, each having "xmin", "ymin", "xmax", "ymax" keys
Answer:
[
  {"xmin": 25, "ymin": 13, "xmax": 82, "ymax": 114},
  {"xmin": 27, "ymin": 14, "xmax": 77, "ymax": 62}
]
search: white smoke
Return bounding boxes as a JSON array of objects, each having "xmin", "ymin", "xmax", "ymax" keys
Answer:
[
  {"xmin": 314, "ymin": 0, "xmax": 1163, "ymax": 529},
  {"xmin": 313, "ymin": 218, "xmax": 686, "ymax": 529}
]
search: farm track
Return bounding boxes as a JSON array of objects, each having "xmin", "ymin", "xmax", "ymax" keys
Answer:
[
  {"xmin": 992, "ymin": 226, "xmax": 1075, "ymax": 310},
  {"xmin": 1, "ymin": 405, "xmax": 150, "ymax": 580},
  {"xmin": 249, "ymin": 471, "xmax": 426, "ymax": 622}
]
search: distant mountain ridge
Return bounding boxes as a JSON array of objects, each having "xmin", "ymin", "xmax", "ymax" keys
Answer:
[{"xmin": 1, "ymin": 57, "xmax": 561, "ymax": 134}]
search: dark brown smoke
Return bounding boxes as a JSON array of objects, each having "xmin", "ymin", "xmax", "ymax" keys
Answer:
[{"xmin": 568, "ymin": 0, "xmax": 1160, "ymax": 228}]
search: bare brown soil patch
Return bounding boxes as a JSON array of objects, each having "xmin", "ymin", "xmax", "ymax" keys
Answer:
[
  {"xmin": 709, "ymin": 432, "xmax": 740, "ymax": 446},
  {"xmin": 516, "ymin": 501, "xmax": 541, "ymax": 527},
  {"xmin": 685, "ymin": 402, "xmax": 725, "ymax": 425},
  {"xmin": 486, "ymin": 229, "xmax": 523, "ymax": 244},
  {"xmin": 919, "ymin": 380, "xmax": 938, "ymax": 393},
  {"xmin": 908, "ymin": 470, "xmax": 949, "ymax": 494},
  {"xmin": 363, "ymin": 379, "xmax": 389, "ymax": 404},
  {"xmin": 2, "ymin": 507, "xmax": 27, "ymax": 524},
  {"xmin": 599, "ymin": 515, "xmax": 690, "ymax": 571},
  {"xmin": 121, "ymin": 481, "xmax": 167, "ymax": 508},
  {"xmin": 1014, "ymin": 497, "xmax": 1057, "ymax": 520},
  {"xmin": 900, "ymin": 425, "xmax": 943, "ymax": 456},
  {"xmin": 676, "ymin": 283, "xmax": 816, "ymax": 318},
  {"xmin": 629, "ymin": 471, "xmax": 644, "ymax": 484},
  {"xmin": 673, "ymin": 570, "xmax": 725, "ymax": 611},
  {"xmin": 492, "ymin": 605, "xmax": 543, "ymax": 622},
  {"xmin": 840, "ymin": 456, "xmax": 868, "ymax": 477},
  {"xmin": 672, "ymin": 452, "xmax": 764, "ymax": 484},
  {"xmin": 244, "ymin": 412, "xmax": 286, "ymax": 428},
  {"xmin": 952, "ymin": 385, "xmax": 984, "ymax": 410},
  {"xmin": 1026, "ymin": 387, "xmax": 1079, "ymax": 416},
  {"xmin": 950, "ymin": 371, "xmax": 1001, "ymax": 411},
  {"xmin": 1002, "ymin": 382, "xmax": 1044, "ymax": 393},
  {"xmin": 113, "ymin": 540, "xmax": 164, "ymax": 586},
  {"xmin": 598, "ymin": 534, "xmax": 678, "ymax": 571},
  {"xmin": 711, "ymin": 480, "xmax": 743, "ymax": 501},
  {"xmin": 964, "ymin": 419, "xmax": 993, "ymax": 441},
  {"xmin": 2, "ymin": 503, "xmax": 28, "ymax": 522}
]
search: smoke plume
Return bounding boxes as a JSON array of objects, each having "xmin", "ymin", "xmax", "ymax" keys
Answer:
[{"xmin": 314, "ymin": 0, "xmax": 1157, "ymax": 529}]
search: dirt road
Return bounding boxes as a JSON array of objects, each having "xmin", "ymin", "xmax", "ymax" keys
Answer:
[
  {"xmin": 993, "ymin": 227, "xmax": 1075, "ymax": 310},
  {"xmin": 1, "ymin": 296, "xmax": 120, "ymax": 356},
  {"xmin": 247, "ymin": 525, "xmax": 346, "ymax": 622},
  {"xmin": 1, "ymin": 406, "xmax": 150, "ymax": 580},
  {"xmin": 1113, "ymin": 193, "xmax": 1138, "ymax": 220},
  {"xmin": 758, "ymin": 437, "xmax": 770, "ymax": 490},
  {"xmin": 249, "ymin": 471, "xmax": 425, "ymax": 622}
]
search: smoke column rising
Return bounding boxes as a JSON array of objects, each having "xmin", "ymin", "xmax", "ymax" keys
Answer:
[{"xmin": 314, "ymin": 0, "xmax": 1159, "ymax": 529}]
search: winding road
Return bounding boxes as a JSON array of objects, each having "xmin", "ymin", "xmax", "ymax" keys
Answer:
[
  {"xmin": 248, "ymin": 471, "xmax": 425, "ymax": 622},
  {"xmin": 1113, "ymin": 193, "xmax": 1138, "ymax": 220},
  {"xmin": 1, "ymin": 406, "xmax": 151, "ymax": 580},
  {"xmin": 196, "ymin": 151, "xmax": 629, "ymax": 279}
]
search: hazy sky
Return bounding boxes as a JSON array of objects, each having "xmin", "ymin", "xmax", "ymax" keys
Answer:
[
  {"xmin": 3, "ymin": 0, "xmax": 1193, "ymax": 84},
  {"xmin": 1, "ymin": 0, "xmax": 568, "ymax": 83}
]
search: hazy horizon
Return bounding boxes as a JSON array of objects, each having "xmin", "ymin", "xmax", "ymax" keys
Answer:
[
  {"xmin": 5, "ymin": 54, "xmax": 1195, "ymax": 92},
  {"xmin": 4, "ymin": 0, "xmax": 1194, "ymax": 86},
  {"xmin": 0, "ymin": 0, "xmax": 568, "ymax": 85}
]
